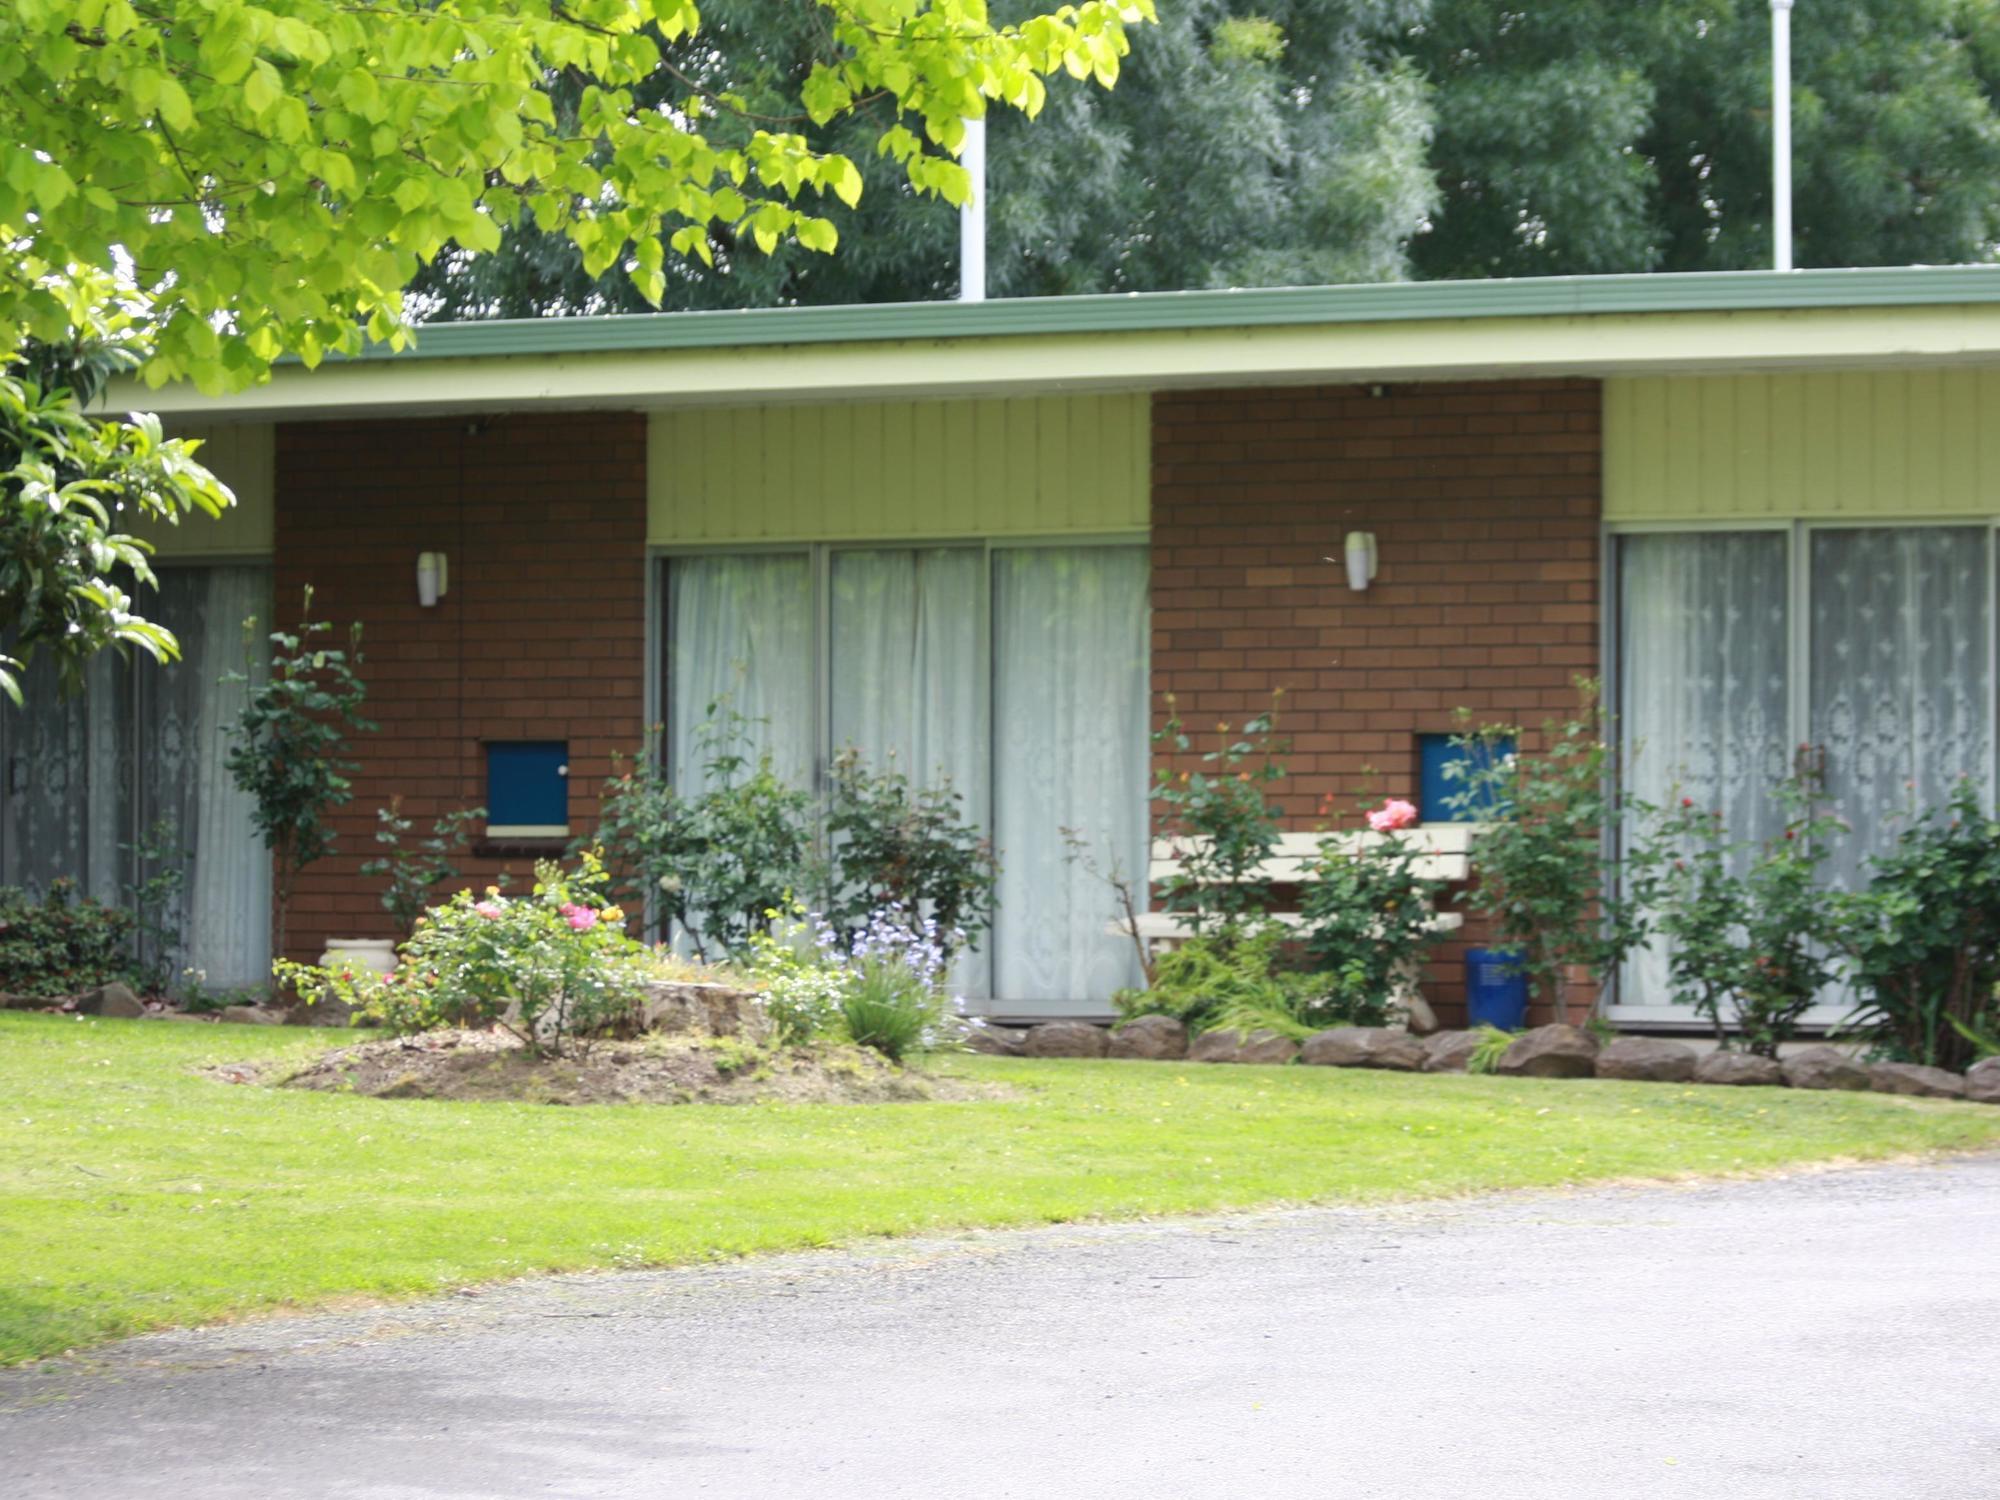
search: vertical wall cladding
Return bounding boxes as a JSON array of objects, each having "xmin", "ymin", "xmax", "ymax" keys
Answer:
[
  {"xmin": 273, "ymin": 413, "xmax": 648, "ymax": 964},
  {"xmin": 1150, "ymin": 380, "xmax": 1603, "ymax": 1027}
]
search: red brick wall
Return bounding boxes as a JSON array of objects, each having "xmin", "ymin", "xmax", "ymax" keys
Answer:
[
  {"xmin": 1150, "ymin": 379, "xmax": 1602, "ymax": 1027},
  {"xmin": 272, "ymin": 413, "xmax": 648, "ymax": 964}
]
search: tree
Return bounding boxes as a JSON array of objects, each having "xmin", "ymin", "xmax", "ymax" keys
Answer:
[
  {"xmin": 409, "ymin": 0, "xmax": 1443, "ymax": 315},
  {"xmin": 1409, "ymin": 0, "xmax": 2000, "ymax": 279},
  {"xmin": 223, "ymin": 592, "xmax": 376, "ymax": 977},
  {"xmin": 1, "ymin": 0, "xmax": 1155, "ymax": 393},
  {"xmin": 0, "ymin": 270, "xmax": 232, "ymax": 705}
]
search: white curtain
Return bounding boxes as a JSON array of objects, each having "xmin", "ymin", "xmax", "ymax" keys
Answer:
[
  {"xmin": 1617, "ymin": 532, "xmax": 1791, "ymax": 1009},
  {"xmin": 992, "ymin": 546, "xmax": 1150, "ymax": 1004},
  {"xmin": 830, "ymin": 548, "xmax": 989, "ymax": 995},
  {"xmin": 1811, "ymin": 526, "xmax": 1991, "ymax": 890},
  {"xmin": 139, "ymin": 566, "xmax": 272, "ymax": 989},
  {"xmin": 0, "ymin": 649, "xmax": 123, "ymax": 902},
  {"xmin": 668, "ymin": 554, "xmax": 815, "ymax": 794}
]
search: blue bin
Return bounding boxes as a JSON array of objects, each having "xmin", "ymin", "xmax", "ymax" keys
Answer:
[{"xmin": 1465, "ymin": 948, "xmax": 1528, "ymax": 1031}]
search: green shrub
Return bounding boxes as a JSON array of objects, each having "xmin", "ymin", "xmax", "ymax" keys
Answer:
[
  {"xmin": 1466, "ymin": 1024, "xmax": 1514, "ymax": 1075},
  {"xmin": 748, "ymin": 903, "xmax": 951, "ymax": 1061},
  {"xmin": 821, "ymin": 750, "xmax": 997, "ymax": 960},
  {"xmin": 591, "ymin": 713, "xmax": 814, "ymax": 960},
  {"xmin": 1300, "ymin": 797, "xmax": 1447, "ymax": 1025},
  {"xmin": 1114, "ymin": 928, "xmax": 1379, "ymax": 1038},
  {"xmin": 1840, "ymin": 777, "xmax": 2000, "ymax": 1070},
  {"xmin": 277, "ymin": 853, "xmax": 654, "ymax": 1057},
  {"xmin": 0, "ymin": 879, "xmax": 138, "ymax": 996},
  {"xmin": 1448, "ymin": 680, "xmax": 1644, "ymax": 1026},
  {"xmin": 1628, "ymin": 771, "xmax": 1848, "ymax": 1058},
  {"xmin": 359, "ymin": 798, "xmax": 484, "ymax": 939},
  {"xmin": 1149, "ymin": 694, "xmax": 1288, "ymax": 937}
]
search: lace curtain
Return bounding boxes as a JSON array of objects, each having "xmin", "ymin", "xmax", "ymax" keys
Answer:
[
  {"xmin": 664, "ymin": 545, "xmax": 1150, "ymax": 1009},
  {"xmin": 829, "ymin": 548, "xmax": 990, "ymax": 997},
  {"xmin": 667, "ymin": 553, "xmax": 816, "ymax": 794},
  {"xmin": 992, "ymin": 546, "xmax": 1150, "ymax": 1004},
  {"xmin": 1810, "ymin": 527, "xmax": 1991, "ymax": 890},
  {"xmin": 136, "ymin": 566, "xmax": 272, "ymax": 988},
  {"xmin": 1617, "ymin": 532, "xmax": 1792, "ymax": 1009},
  {"xmin": 2, "ymin": 565, "xmax": 271, "ymax": 989},
  {"xmin": 0, "ymin": 650, "xmax": 124, "ymax": 902}
]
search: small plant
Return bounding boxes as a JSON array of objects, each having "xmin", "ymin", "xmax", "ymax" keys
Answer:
[
  {"xmin": 0, "ymin": 879, "xmax": 138, "ymax": 996},
  {"xmin": 223, "ymin": 587, "xmax": 376, "ymax": 978},
  {"xmin": 1300, "ymin": 794, "xmax": 1448, "ymax": 1025},
  {"xmin": 591, "ymin": 712, "xmax": 813, "ymax": 959},
  {"xmin": 277, "ymin": 852, "xmax": 652, "ymax": 1058},
  {"xmin": 1465, "ymin": 1024, "xmax": 1515, "ymax": 1075},
  {"xmin": 1150, "ymin": 692, "xmax": 1288, "ymax": 936},
  {"xmin": 749, "ymin": 903, "xmax": 953, "ymax": 1061},
  {"xmin": 1060, "ymin": 827, "xmax": 1155, "ymax": 985},
  {"xmin": 1628, "ymin": 767, "xmax": 1848, "ymax": 1058},
  {"xmin": 1839, "ymin": 776, "xmax": 2000, "ymax": 1071},
  {"xmin": 1447, "ymin": 680, "xmax": 1642, "ymax": 1027},
  {"xmin": 821, "ymin": 749, "xmax": 997, "ymax": 961},
  {"xmin": 359, "ymin": 798, "xmax": 486, "ymax": 938},
  {"xmin": 122, "ymin": 815, "xmax": 188, "ymax": 993}
]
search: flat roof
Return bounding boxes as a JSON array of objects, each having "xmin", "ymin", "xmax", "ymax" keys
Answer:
[
  {"xmin": 118, "ymin": 266, "xmax": 2000, "ymax": 418},
  {"xmin": 386, "ymin": 265, "xmax": 2000, "ymax": 361}
]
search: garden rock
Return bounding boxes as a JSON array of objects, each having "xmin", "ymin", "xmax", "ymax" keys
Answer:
[
  {"xmin": 1299, "ymin": 1027, "xmax": 1426, "ymax": 1071},
  {"xmin": 0, "ymin": 993, "xmax": 50, "ymax": 1011},
  {"xmin": 1780, "ymin": 1045, "xmax": 1871, "ymax": 1092},
  {"xmin": 963, "ymin": 1024, "xmax": 1030, "ymax": 1057},
  {"xmin": 1964, "ymin": 1058, "xmax": 2000, "ymax": 1105},
  {"xmin": 1023, "ymin": 1021, "xmax": 1109, "ymax": 1059},
  {"xmin": 1495, "ymin": 1024, "xmax": 1599, "ymax": 1079},
  {"xmin": 1188, "ymin": 1028, "xmax": 1298, "ymax": 1065},
  {"xmin": 1595, "ymin": 1037, "xmax": 1699, "ymax": 1083},
  {"xmin": 1107, "ymin": 1014, "xmax": 1188, "ymax": 1061},
  {"xmin": 1400, "ymin": 994, "xmax": 1439, "ymax": 1036},
  {"xmin": 638, "ymin": 982, "xmax": 771, "ymax": 1043},
  {"xmin": 1421, "ymin": 1030, "xmax": 1481, "ymax": 1073},
  {"xmin": 76, "ymin": 982, "xmax": 144, "ymax": 1019},
  {"xmin": 1694, "ymin": 1051, "xmax": 1785, "ymax": 1087},
  {"xmin": 1868, "ymin": 1062, "xmax": 1966, "ymax": 1099},
  {"xmin": 218, "ymin": 1005, "xmax": 284, "ymax": 1026},
  {"xmin": 288, "ymin": 996, "xmax": 356, "ymax": 1028}
]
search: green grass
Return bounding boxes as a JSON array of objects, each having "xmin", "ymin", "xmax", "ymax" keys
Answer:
[{"xmin": 5, "ymin": 1012, "xmax": 2000, "ymax": 1366}]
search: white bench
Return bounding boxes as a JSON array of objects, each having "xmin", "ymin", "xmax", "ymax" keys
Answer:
[{"xmin": 1109, "ymin": 826, "xmax": 1475, "ymax": 1006}]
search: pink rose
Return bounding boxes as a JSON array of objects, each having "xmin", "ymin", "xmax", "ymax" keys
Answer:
[
  {"xmin": 474, "ymin": 901, "xmax": 503, "ymax": 920},
  {"xmin": 564, "ymin": 905, "xmax": 598, "ymax": 932},
  {"xmin": 1366, "ymin": 798, "xmax": 1419, "ymax": 833}
]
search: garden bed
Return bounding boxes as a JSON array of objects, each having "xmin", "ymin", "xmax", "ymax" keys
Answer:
[{"xmin": 261, "ymin": 1028, "xmax": 1006, "ymax": 1107}]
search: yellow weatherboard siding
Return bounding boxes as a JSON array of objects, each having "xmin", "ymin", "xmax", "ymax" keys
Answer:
[
  {"xmin": 137, "ymin": 422, "xmax": 276, "ymax": 556},
  {"xmin": 647, "ymin": 394, "xmax": 1149, "ymax": 543},
  {"xmin": 1605, "ymin": 370, "xmax": 2000, "ymax": 520}
]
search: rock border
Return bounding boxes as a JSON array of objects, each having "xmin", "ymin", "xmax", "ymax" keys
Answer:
[{"xmin": 982, "ymin": 1020, "xmax": 2000, "ymax": 1104}]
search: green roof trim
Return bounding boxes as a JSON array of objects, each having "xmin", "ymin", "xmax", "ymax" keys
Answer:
[{"xmin": 388, "ymin": 266, "xmax": 2000, "ymax": 363}]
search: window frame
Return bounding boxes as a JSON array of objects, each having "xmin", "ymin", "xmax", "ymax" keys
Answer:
[{"xmin": 1601, "ymin": 516, "xmax": 2000, "ymax": 1023}]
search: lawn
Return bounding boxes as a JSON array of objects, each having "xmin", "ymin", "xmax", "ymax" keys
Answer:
[{"xmin": 5, "ymin": 1012, "xmax": 2000, "ymax": 1366}]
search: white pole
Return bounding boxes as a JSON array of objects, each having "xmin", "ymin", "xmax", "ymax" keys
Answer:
[
  {"xmin": 959, "ymin": 115, "xmax": 986, "ymax": 302},
  {"xmin": 1771, "ymin": 0, "xmax": 1794, "ymax": 272}
]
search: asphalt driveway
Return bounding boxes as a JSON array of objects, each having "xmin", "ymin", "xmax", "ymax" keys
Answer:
[{"xmin": 5, "ymin": 1156, "xmax": 1997, "ymax": 1499}]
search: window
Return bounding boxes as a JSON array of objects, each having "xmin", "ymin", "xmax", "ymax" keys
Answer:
[
  {"xmin": 661, "ymin": 543, "xmax": 1150, "ymax": 1012},
  {"xmin": 1612, "ymin": 524, "xmax": 1995, "ymax": 1017},
  {"xmin": 0, "ymin": 564, "xmax": 273, "ymax": 988},
  {"xmin": 485, "ymin": 742, "xmax": 569, "ymax": 837},
  {"xmin": 1417, "ymin": 733, "xmax": 1513, "ymax": 822}
]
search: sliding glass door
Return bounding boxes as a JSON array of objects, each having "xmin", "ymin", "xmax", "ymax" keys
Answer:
[
  {"xmin": 0, "ymin": 564, "xmax": 272, "ymax": 989},
  {"xmin": 1613, "ymin": 523, "xmax": 1994, "ymax": 1019},
  {"xmin": 662, "ymin": 542, "xmax": 1149, "ymax": 1012}
]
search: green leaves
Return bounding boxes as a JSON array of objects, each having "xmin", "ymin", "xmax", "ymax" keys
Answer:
[{"xmin": 0, "ymin": 0, "xmax": 1152, "ymax": 392}]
